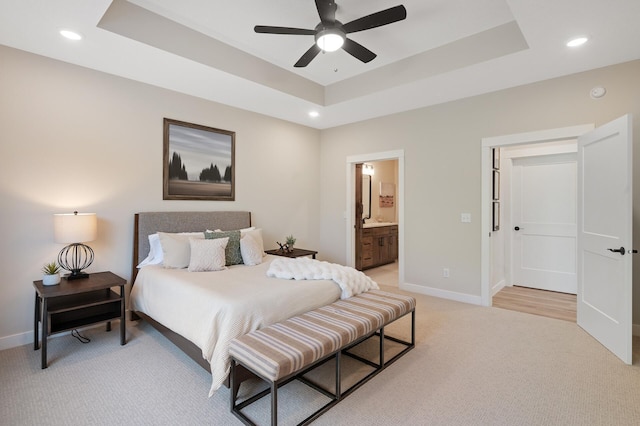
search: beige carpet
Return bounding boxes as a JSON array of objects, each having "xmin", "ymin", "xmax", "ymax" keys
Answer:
[{"xmin": 1, "ymin": 286, "xmax": 640, "ymax": 425}]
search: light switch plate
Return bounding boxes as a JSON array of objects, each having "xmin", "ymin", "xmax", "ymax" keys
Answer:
[{"xmin": 461, "ymin": 213, "xmax": 471, "ymax": 223}]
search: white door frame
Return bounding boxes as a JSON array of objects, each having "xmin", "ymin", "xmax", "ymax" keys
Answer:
[
  {"xmin": 480, "ymin": 125, "xmax": 594, "ymax": 306},
  {"xmin": 346, "ymin": 150, "xmax": 405, "ymax": 286}
]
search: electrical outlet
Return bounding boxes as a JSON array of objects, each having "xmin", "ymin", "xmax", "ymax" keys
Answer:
[{"xmin": 443, "ymin": 268, "xmax": 450, "ymax": 278}]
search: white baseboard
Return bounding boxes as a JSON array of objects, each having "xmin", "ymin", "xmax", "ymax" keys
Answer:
[
  {"xmin": 491, "ymin": 279, "xmax": 507, "ymax": 297},
  {"xmin": 0, "ymin": 322, "xmax": 115, "ymax": 351},
  {"xmin": 401, "ymin": 282, "xmax": 482, "ymax": 305},
  {"xmin": 0, "ymin": 331, "xmax": 33, "ymax": 351}
]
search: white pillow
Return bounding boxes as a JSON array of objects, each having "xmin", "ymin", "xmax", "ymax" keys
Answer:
[
  {"xmin": 137, "ymin": 233, "xmax": 162, "ymax": 268},
  {"xmin": 188, "ymin": 237, "xmax": 229, "ymax": 272},
  {"xmin": 138, "ymin": 232, "xmax": 202, "ymax": 268},
  {"xmin": 241, "ymin": 228, "xmax": 265, "ymax": 256},
  {"xmin": 240, "ymin": 234, "xmax": 263, "ymax": 266},
  {"xmin": 158, "ymin": 232, "xmax": 204, "ymax": 269}
]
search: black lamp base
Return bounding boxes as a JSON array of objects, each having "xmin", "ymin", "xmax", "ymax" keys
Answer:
[
  {"xmin": 66, "ymin": 271, "xmax": 90, "ymax": 280},
  {"xmin": 58, "ymin": 243, "xmax": 94, "ymax": 281}
]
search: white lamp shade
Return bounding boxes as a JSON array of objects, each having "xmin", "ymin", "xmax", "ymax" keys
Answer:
[{"xmin": 54, "ymin": 213, "xmax": 97, "ymax": 243}]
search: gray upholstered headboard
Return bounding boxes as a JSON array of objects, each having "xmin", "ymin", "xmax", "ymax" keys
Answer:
[{"xmin": 131, "ymin": 211, "xmax": 251, "ymax": 281}]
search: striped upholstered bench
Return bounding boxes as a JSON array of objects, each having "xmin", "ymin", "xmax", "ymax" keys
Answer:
[{"xmin": 229, "ymin": 290, "xmax": 416, "ymax": 426}]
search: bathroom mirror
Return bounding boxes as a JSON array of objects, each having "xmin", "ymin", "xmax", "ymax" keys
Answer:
[{"xmin": 362, "ymin": 174, "xmax": 371, "ymax": 220}]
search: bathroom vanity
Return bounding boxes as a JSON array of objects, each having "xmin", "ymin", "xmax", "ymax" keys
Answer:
[{"xmin": 360, "ymin": 223, "xmax": 398, "ymax": 270}]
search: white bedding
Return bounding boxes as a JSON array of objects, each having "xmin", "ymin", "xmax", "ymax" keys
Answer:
[
  {"xmin": 267, "ymin": 257, "xmax": 379, "ymax": 299},
  {"xmin": 130, "ymin": 255, "xmax": 341, "ymax": 396}
]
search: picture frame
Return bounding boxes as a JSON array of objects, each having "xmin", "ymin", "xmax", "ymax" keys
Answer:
[
  {"xmin": 492, "ymin": 148, "xmax": 500, "ymax": 170},
  {"xmin": 493, "ymin": 201, "xmax": 500, "ymax": 231},
  {"xmin": 163, "ymin": 118, "xmax": 235, "ymax": 201},
  {"xmin": 492, "ymin": 170, "xmax": 500, "ymax": 201}
]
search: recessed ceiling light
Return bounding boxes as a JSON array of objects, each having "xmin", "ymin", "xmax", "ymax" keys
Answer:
[
  {"xmin": 566, "ymin": 36, "xmax": 588, "ymax": 47},
  {"xmin": 309, "ymin": 111, "xmax": 319, "ymax": 118},
  {"xmin": 60, "ymin": 30, "xmax": 83, "ymax": 41}
]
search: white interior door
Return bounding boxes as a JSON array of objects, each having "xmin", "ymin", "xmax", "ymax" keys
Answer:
[
  {"xmin": 577, "ymin": 114, "xmax": 633, "ymax": 364},
  {"xmin": 512, "ymin": 154, "xmax": 577, "ymax": 293}
]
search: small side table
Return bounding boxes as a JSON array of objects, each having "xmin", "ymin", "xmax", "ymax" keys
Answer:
[
  {"xmin": 33, "ymin": 271, "xmax": 126, "ymax": 369},
  {"xmin": 265, "ymin": 248, "xmax": 317, "ymax": 259}
]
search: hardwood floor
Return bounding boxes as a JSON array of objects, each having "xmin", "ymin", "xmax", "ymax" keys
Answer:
[{"xmin": 493, "ymin": 285, "xmax": 577, "ymax": 322}]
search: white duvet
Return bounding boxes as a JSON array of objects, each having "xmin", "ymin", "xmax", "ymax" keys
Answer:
[
  {"xmin": 130, "ymin": 255, "xmax": 341, "ymax": 396},
  {"xmin": 267, "ymin": 257, "xmax": 379, "ymax": 299}
]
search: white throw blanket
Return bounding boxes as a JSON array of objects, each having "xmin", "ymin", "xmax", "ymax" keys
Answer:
[{"xmin": 267, "ymin": 257, "xmax": 379, "ymax": 299}]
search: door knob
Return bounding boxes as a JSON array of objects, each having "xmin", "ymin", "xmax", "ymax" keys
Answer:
[
  {"xmin": 607, "ymin": 247, "xmax": 626, "ymax": 255},
  {"xmin": 514, "ymin": 226, "xmax": 520, "ymax": 231}
]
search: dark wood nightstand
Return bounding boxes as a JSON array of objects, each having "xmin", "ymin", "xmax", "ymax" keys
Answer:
[
  {"xmin": 265, "ymin": 248, "xmax": 317, "ymax": 259},
  {"xmin": 33, "ymin": 271, "xmax": 126, "ymax": 369}
]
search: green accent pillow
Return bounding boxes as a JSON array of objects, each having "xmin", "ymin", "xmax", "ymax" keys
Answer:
[{"xmin": 204, "ymin": 230, "xmax": 243, "ymax": 265}]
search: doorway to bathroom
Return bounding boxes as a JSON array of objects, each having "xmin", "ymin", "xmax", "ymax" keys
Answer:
[{"xmin": 346, "ymin": 150, "xmax": 404, "ymax": 288}]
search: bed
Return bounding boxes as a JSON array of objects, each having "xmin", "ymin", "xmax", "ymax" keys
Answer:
[{"xmin": 129, "ymin": 211, "xmax": 343, "ymax": 396}]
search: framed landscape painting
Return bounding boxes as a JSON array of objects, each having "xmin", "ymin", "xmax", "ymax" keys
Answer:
[{"xmin": 163, "ymin": 118, "xmax": 235, "ymax": 201}]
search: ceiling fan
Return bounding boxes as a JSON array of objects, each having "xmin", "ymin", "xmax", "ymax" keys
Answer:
[{"xmin": 254, "ymin": 0, "xmax": 407, "ymax": 67}]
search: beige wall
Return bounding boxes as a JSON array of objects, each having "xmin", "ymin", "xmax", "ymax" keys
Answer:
[
  {"xmin": 319, "ymin": 60, "xmax": 640, "ymax": 322},
  {"xmin": 0, "ymin": 46, "xmax": 321, "ymax": 347}
]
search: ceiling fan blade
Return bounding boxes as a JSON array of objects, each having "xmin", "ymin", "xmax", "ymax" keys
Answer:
[
  {"xmin": 294, "ymin": 44, "xmax": 322, "ymax": 67},
  {"xmin": 342, "ymin": 38, "xmax": 376, "ymax": 63},
  {"xmin": 342, "ymin": 5, "xmax": 407, "ymax": 34},
  {"xmin": 254, "ymin": 25, "xmax": 315, "ymax": 35},
  {"xmin": 315, "ymin": 0, "xmax": 337, "ymax": 24}
]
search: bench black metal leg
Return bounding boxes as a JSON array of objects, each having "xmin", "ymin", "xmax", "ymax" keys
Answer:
[
  {"xmin": 271, "ymin": 381, "xmax": 278, "ymax": 426},
  {"xmin": 379, "ymin": 326, "xmax": 385, "ymax": 367},
  {"xmin": 412, "ymin": 309, "xmax": 416, "ymax": 345},
  {"xmin": 335, "ymin": 351, "xmax": 341, "ymax": 399}
]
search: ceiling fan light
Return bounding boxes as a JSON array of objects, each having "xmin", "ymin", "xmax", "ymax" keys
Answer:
[{"xmin": 316, "ymin": 31, "xmax": 344, "ymax": 52}]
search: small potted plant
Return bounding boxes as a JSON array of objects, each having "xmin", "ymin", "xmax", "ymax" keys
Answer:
[
  {"xmin": 41, "ymin": 261, "xmax": 61, "ymax": 286},
  {"xmin": 285, "ymin": 235, "xmax": 296, "ymax": 251}
]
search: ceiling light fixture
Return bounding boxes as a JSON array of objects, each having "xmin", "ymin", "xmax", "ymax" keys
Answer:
[
  {"xmin": 60, "ymin": 29, "xmax": 82, "ymax": 41},
  {"xmin": 566, "ymin": 36, "xmax": 588, "ymax": 47},
  {"xmin": 309, "ymin": 111, "xmax": 320, "ymax": 118},
  {"xmin": 315, "ymin": 28, "xmax": 345, "ymax": 52}
]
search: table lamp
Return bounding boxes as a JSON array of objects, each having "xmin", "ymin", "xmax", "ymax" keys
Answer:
[{"xmin": 54, "ymin": 211, "xmax": 97, "ymax": 280}]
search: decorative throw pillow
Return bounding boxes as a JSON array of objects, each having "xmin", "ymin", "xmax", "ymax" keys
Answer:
[
  {"xmin": 204, "ymin": 230, "xmax": 243, "ymax": 265},
  {"xmin": 188, "ymin": 237, "xmax": 228, "ymax": 272},
  {"xmin": 240, "ymin": 234, "xmax": 263, "ymax": 266},
  {"xmin": 241, "ymin": 228, "xmax": 265, "ymax": 257},
  {"xmin": 158, "ymin": 232, "xmax": 204, "ymax": 269}
]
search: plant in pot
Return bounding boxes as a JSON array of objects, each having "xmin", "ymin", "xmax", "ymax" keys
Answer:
[
  {"xmin": 285, "ymin": 235, "xmax": 296, "ymax": 251},
  {"xmin": 41, "ymin": 261, "xmax": 61, "ymax": 286}
]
